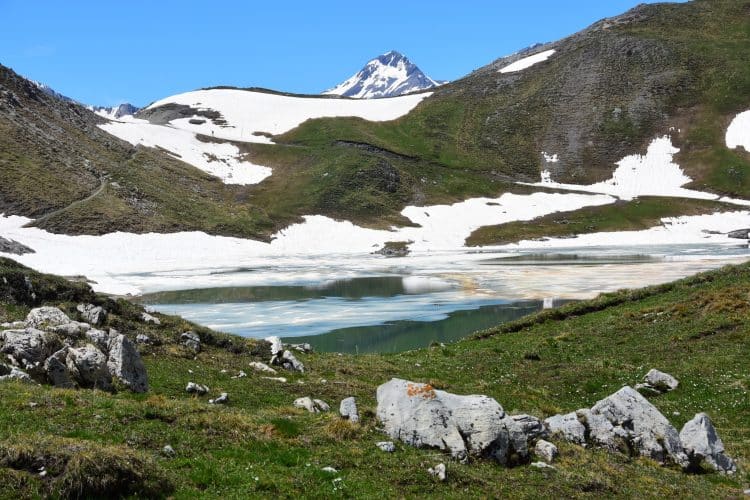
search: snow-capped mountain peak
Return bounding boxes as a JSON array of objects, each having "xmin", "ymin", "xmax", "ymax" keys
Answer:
[{"xmin": 323, "ymin": 50, "xmax": 443, "ymax": 99}]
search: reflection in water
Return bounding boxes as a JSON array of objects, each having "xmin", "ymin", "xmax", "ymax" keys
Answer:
[
  {"xmin": 143, "ymin": 244, "xmax": 750, "ymax": 354},
  {"xmin": 140, "ymin": 276, "xmax": 451, "ymax": 304},
  {"xmin": 284, "ymin": 300, "xmax": 559, "ymax": 354}
]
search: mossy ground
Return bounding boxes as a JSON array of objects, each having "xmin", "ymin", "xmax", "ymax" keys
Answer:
[{"xmin": 0, "ymin": 258, "xmax": 748, "ymax": 498}]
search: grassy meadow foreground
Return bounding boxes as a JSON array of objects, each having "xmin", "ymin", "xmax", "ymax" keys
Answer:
[{"xmin": 0, "ymin": 257, "xmax": 748, "ymax": 498}]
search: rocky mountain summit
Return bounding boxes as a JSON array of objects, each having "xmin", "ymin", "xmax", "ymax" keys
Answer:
[{"xmin": 323, "ymin": 50, "xmax": 442, "ymax": 98}]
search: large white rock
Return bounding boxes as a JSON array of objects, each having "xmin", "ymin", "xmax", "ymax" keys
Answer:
[
  {"xmin": 376, "ymin": 378, "xmax": 524, "ymax": 463},
  {"xmin": 65, "ymin": 344, "xmax": 113, "ymax": 391},
  {"xmin": 544, "ymin": 412, "xmax": 586, "ymax": 445},
  {"xmin": 107, "ymin": 334, "xmax": 148, "ymax": 393},
  {"xmin": 679, "ymin": 413, "xmax": 737, "ymax": 474},
  {"xmin": 589, "ymin": 386, "xmax": 688, "ymax": 467},
  {"xmin": 25, "ymin": 307, "xmax": 71, "ymax": 329}
]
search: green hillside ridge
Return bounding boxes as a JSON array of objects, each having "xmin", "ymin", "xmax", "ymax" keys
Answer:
[
  {"xmin": 0, "ymin": 258, "xmax": 748, "ymax": 497},
  {"xmin": 2, "ymin": 0, "xmax": 749, "ymax": 243}
]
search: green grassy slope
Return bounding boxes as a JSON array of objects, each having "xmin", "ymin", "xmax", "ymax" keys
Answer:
[{"xmin": 0, "ymin": 258, "xmax": 748, "ymax": 498}]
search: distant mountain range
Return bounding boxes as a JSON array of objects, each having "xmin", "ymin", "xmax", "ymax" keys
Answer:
[
  {"xmin": 323, "ymin": 50, "xmax": 443, "ymax": 99},
  {"xmin": 30, "ymin": 80, "xmax": 139, "ymax": 119}
]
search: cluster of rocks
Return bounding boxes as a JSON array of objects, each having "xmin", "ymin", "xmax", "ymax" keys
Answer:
[
  {"xmin": 544, "ymin": 385, "xmax": 736, "ymax": 474},
  {"xmin": 376, "ymin": 375, "xmax": 737, "ymax": 474},
  {"xmin": 264, "ymin": 336, "xmax": 305, "ymax": 373},
  {"xmin": 0, "ymin": 306, "xmax": 148, "ymax": 393}
]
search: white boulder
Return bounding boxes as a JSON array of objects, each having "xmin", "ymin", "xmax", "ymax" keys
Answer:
[
  {"xmin": 376, "ymin": 378, "xmax": 528, "ymax": 464},
  {"xmin": 679, "ymin": 413, "xmax": 737, "ymax": 474},
  {"xmin": 107, "ymin": 334, "xmax": 148, "ymax": 392}
]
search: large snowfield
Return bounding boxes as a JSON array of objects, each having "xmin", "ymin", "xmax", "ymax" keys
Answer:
[
  {"xmin": 99, "ymin": 89, "xmax": 430, "ymax": 185},
  {"xmin": 2, "ymin": 105, "xmax": 750, "ymax": 297}
]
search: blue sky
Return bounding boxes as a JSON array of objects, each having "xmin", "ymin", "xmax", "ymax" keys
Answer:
[{"xmin": 0, "ymin": 0, "xmax": 683, "ymax": 107}]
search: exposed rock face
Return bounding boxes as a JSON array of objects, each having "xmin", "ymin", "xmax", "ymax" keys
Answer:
[
  {"xmin": 107, "ymin": 334, "xmax": 148, "ymax": 393},
  {"xmin": 376, "ymin": 378, "xmax": 530, "ymax": 464},
  {"xmin": 339, "ymin": 397, "xmax": 360, "ymax": 423},
  {"xmin": 0, "ymin": 236, "xmax": 34, "ymax": 255},
  {"xmin": 679, "ymin": 413, "xmax": 737, "ymax": 474},
  {"xmin": 66, "ymin": 344, "xmax": 113, "ymax": 391},
  {"xmin": 25, "ymin": 307, "xmax": 71, "ymax": 329},
  {"xmin": 727, "ymin": 228, "xmax": 750, "ymax": 239},
  {"xmin": 77, "ymin": 303, "xmax": 107, "ymax": 326}
]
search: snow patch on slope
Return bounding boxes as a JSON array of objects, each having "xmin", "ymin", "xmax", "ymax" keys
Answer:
[
  {"xmin": 100, "ymin": 118, "xmax": 271, "ymax": 185},
  {"xmin": 146, "ymin": 89, "xmax": 431, "ymax": 144},
  {"xmin": 726, "ymin": 110, "xmax": 750, "ymax": 151},
  {"xmin": 530, "ymin": 136, "xmax": 750, "ymax": 206},
  {"xmin": 499, "ymin": 49, "xmax": 556, "ymax": 74},
  {"xmin": 0, "ymin": 191, "xmax": 614, "ymax": 294}
]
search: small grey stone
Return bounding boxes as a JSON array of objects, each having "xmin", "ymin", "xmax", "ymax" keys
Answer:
[
  {"xmin": 376, "ymin": 441, "xmax": 396, "ymax": 453},
  {"xmin": 427, "ymin": 463, "xmax": 446, "ymax": 481},
  {"xmin": 76, "ymin": 304, "xmax": 107, "ymax": 326},
  {"xmin": 643, "ymin": 368, "xmax": 679, "ymax": 393},
  {"xmin": 339, "ymin": 397, "xmax": 359, "ymax": 423},
  {"xmin": 181, "ymin": 331, "xmax": 201, "ymax": 353},
  {"xmin": 209, "ymin": 392, "xmax": 229, "ymax": 405},
  {"xmin": 140, "ymin": 312, "xmax": 161, "ymax": 325},
  {"xmin": 162, "ymin": 445, "xmax": 176, "ymax": 457},
  {"xmin": 185, "ymin": 382, "xmax": 209, "ymax": 395},
  {"xmin": 136, "ymin": 333, "xmax": 151, "ymax": 344},
  {"xmin": 534, "ymin": 439, "xmax": 558, "ymax": 463}
]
